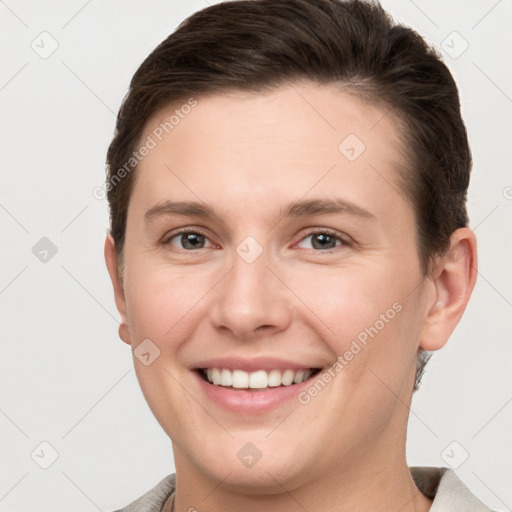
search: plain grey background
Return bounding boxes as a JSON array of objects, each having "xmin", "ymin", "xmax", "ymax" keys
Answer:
[{"xmin": 1, "ymin": 1, "xmax": 511, "ymax": 511}]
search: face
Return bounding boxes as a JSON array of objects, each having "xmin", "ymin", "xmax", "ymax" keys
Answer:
[{"xmin": 109, "ymin": 82, "xmax": 437, "ymax": 491}]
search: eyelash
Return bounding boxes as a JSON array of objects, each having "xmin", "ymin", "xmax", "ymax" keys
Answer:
[{"xmin": 161, "ymin": 227, "xmax": 351, "ymax": 253}]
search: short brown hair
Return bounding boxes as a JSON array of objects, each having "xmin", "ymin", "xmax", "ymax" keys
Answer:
[{"xmin": 106, "ymin": 0, "xmax": 472, "ymax": 389}]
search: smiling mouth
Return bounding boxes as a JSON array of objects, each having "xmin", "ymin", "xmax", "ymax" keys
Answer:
[{"xmin": 197, "ymin": 367, "xmax": 322, "ymax": 390}]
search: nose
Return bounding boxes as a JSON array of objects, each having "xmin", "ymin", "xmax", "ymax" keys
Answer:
[{"xmin": 209, "ymin": 245, "xmax": 292, "ymax": 340}]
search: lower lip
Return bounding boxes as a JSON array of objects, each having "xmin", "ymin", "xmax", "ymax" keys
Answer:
[{"xmin": 193, "ymin": 370, "xmax": 318, "ymax": 413}]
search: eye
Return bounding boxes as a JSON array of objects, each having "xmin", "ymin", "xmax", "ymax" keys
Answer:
[
  {"xmin": 296, "ymin": 230, "xmax": 346, "ymax": 251},
  {"xmin": 164, "ymin": 230, "xmax": 214, "ymax": 250}
]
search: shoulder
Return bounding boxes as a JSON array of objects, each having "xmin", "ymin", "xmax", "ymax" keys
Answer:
[
  {"xmin": 112, "ymin": 474, "xmax": 176, "ymax": 512},
  {"xmin": 410, "ymin": 466, "xmax": 497, "ymax": 511}
]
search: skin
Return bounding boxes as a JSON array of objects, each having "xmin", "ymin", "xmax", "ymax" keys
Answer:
[{"xmin": 105, "ymin": 81, "xmax": 477, "ymax": 512}]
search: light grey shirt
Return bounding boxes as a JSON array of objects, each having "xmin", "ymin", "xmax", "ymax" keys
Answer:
[{"xmin": 113, "ymin": 466, "xmax": 495, "ymax": 511}]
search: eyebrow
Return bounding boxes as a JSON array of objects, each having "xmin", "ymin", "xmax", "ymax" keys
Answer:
[
  {"xmin": 144, "ymin": 198, "xmax": 375, "ymax": 223},
  {"xmin": 279, "ymin": 198, "xmax": 375, "ymax": 220},
  {"xmin": 145, "ymin": 201, "xmax": 221, "ymax": 222}
]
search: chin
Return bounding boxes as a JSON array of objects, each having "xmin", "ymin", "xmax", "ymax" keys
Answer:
[{"xmin": 178, "ymin": 434, "xmax": 315, "ymax": 494}]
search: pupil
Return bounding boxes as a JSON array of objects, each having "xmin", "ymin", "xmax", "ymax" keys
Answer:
[
  {"xmin": 182, "ymin": 233, "xmax": 204, "ymax": 249},
  {"xmin": 313, "ymin": 233, "xmax": 335, "ymax": 250}
]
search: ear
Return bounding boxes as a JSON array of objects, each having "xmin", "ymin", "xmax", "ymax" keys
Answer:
[
  {"xmin": 104, "ymin": 233, "xmax": 132, "ymax": 346},
  {"xmin": 419, "ymin": 227, "xmax": 478, "ymax": 351}
]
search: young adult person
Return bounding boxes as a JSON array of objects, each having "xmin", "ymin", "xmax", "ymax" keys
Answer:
[{"xmin": 104, "ymin": 1, "xmax": 492, "ymax": 510}]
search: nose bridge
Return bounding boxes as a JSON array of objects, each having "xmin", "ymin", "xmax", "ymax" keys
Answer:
[
  {"xmin": 232, "ymin": 239, "xmax": 270, "ymax": 300},
  {"xmin": 210, "ymin": 236, "xmax": 291, "ymax": 338}
]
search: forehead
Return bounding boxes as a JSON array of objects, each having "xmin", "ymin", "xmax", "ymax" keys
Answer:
[{"xmin": 134, "ymin": 82, "xmax": 411, "ymax": 223}]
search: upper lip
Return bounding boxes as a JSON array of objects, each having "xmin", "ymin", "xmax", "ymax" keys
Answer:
[{"xmin": 193, "ymin": 357, "xmax": 322, "ymax": 372}]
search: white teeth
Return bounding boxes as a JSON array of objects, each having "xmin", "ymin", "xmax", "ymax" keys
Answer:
[
  {"xmin": 202, "ymin": 367, "xmax": 315, "ymax": 389},
  {"xmin": 232, "ymin": 370, "xmax": 249, "ymax": 388},
  {"xmin": 211, "ymin": 368, "xmax": 221, "ymax": 385},
  {"xmin": 220, "ymin": 369, "xmax": 232, "ymax": 386},
  {"xmin": 293, "ymin": 369, "xmax": 305, "ymax": 384},
  {"xmin": 249, "ymin": 370, "xmax": 268, "ymax": 388},
  {"xmin": 281, "ymin": 369, "xmax": 295, "ymax": 386},
  {"xmin": 267, "ymin": 369, "xmax": 282, "ymax": 387}
]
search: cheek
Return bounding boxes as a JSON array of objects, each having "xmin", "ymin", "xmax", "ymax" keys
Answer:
[
  {"xmin": 125, "ymin": 267, "xmax": 210, "ymax": 345},
  {"xmin": 290, "ymin": 260, "xmax": 421, "ymax": 386},
  {"xmin": 122, "ymin": 264, "xmax": 217, "ymax": 437},
  {"xmin": 289, "ymin": 262, "xmax": 403, "ymax": 342}
]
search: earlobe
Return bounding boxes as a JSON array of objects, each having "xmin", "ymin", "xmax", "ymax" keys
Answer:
[
  {"xmin": 104, "ymin": 233, "xmax": 132, "ymax": 346},
  {"xmin": 419, "ymin": 227, "xmax": 478, "ymax": 351},
  {"xmin": 118, "ymin": 322, "xmax": 132, "ymax": 345}
]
